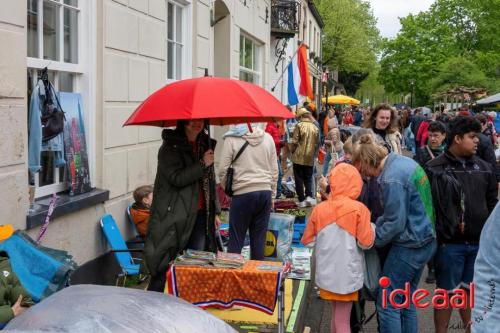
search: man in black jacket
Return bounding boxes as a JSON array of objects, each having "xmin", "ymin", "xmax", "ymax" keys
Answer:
[{"xmin": 426, "ymin": 116, "xmax": 498, "ymax": 333}]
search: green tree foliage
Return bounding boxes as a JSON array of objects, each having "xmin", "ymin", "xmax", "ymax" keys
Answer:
[
  {"xmin": 378, "ymin": 0, "xmax": 500, "ymax": 105},
  {"xmin": 338, "ymin": 71, "xmax": 368, "ymax": 96},
  {"xmin": 356, "ymin": 66, "xmax": 402, "ymax": 106},
  {"xmin": 315, "ymin": 0, "xmax": 380, "ymax": 91},
  {"xmin": 430, "ymin": 56, "xmax": 490, "ymax": 93}
]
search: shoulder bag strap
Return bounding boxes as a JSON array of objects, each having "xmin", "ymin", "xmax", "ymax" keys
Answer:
[
  {"xmin": 425, "ymin": 145, "xmax": 435, "ymax": 159},
  {"xmin": 231, "ymin": 141, "xmax": 250, "ymax": 166}
]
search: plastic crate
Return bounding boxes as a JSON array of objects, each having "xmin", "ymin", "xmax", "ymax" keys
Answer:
[{"xmin": 292, "ymin": 217, "xmax": 307, "ymax": 246}]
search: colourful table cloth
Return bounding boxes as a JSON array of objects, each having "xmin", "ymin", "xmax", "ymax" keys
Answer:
[{"xmin": 167, "ymin": 260, "xmax": 283, "ymax": 314}]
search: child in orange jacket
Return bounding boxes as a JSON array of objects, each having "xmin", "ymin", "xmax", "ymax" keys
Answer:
[
  {"xmin": 130, "ymin": 185, "xmax": 153, "ymax": 238},
  {"xmin": 302, "ymin": 163, "xmax": 375, "ymax": 333}
]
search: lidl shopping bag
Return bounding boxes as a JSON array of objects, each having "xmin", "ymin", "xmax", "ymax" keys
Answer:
[{"xmin": 264, "ymin": 213, "xmax": 294, "ymax": 261}]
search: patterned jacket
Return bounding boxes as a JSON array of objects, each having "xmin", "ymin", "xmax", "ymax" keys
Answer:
[{"xmin": 291, "ymin": 119, "xmax": 319, "ymax": 166}]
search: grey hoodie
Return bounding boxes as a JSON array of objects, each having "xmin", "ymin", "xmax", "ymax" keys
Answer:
[{"xmin": 218, "ymin": 128, "xmax": 279, "ymax": 197}]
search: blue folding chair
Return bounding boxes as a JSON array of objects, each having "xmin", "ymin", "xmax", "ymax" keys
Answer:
[
  {"xmin": 126, "ymin": 204, "xmax": 142, "ymax": 238},
  {"xmin": 125, "ymin": 204, "xmax": 145, "ymax": 249},
  {"xmin": 100, "ymin": 214, "xmax": 144, "ymax": 286}
]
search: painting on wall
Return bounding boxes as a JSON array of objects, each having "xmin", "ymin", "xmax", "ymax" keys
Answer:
[{"xmin": 59, "ymin": 92, "xmax": 92, "ymax": 195}]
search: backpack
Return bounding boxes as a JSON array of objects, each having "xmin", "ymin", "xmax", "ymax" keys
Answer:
[{"xmin": 39, "ymin": 77, "xmax": 65, "ymax": 142}]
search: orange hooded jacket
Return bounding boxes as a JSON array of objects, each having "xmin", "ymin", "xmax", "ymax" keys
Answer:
[{"xmin": 302, "ymin": 163, "xmax": 375, "ymax": 294}]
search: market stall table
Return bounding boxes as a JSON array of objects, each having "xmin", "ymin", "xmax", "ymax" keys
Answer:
[{"xmin": 167, "ymin": 260, "xmax": 287, "ymax": 332}]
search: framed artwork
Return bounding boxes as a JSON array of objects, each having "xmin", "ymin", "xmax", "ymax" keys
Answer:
[{"xmin": 59, "ymin": 92, "xmax": 91, "ymax": 195}]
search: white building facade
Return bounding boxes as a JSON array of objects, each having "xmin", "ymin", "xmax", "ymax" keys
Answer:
[
  {"xmin": 1, "ymin": 0, "xmax": 270, "ymax": 264},
  {"xmin": 269, "ymin": 0, "xmax": 323, "ymax": 108}
]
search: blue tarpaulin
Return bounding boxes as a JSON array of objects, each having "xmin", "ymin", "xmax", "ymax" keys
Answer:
[{"xmin": 0, "ymin": 232, "xmax": 76, "ymax": 302}]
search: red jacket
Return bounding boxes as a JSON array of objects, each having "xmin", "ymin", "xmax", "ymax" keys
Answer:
[
  {"xmin": 343, "ymin": 112, "xmax": 353, "ymax": 126},
  {"xmin": 416, "ymin": 121, "xmax": 430, "ymax": 147},
  {"xmin": 265, "ymin": 122, "xmax": 281, "ymax": 156}
]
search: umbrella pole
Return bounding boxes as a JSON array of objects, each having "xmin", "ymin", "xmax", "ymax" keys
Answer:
[
  {"xmin": 205, "ymin": 119, "xmax": 220, "ymax": 251},
  {"xmin": 205, "ymin": 119, "xmax": 212, "ymax": 150},
  {"xmin": 247, "ymin": 123, "xmax": 253, "ymax": 133}
]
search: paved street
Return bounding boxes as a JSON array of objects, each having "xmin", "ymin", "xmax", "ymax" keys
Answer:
[{"xmin": 303, "ymin": 266, "xmax": 465, "ymax": 332}]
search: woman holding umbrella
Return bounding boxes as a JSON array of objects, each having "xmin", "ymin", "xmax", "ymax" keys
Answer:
[
  {"xmin": 123, "ymin": 76, "xmax": 294, "ymax": 291},
  {"xmin": 145, "ymin": 119, "xmax": 221, "ymax": 292}
]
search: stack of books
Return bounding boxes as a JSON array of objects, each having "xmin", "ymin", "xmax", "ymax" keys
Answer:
[
  {"xmin": 174, "ymin": 250, "xmax": 246, "ymax": 269},
  {"xmin": 174, "ymin": 249, "xmax": 216, "ymax": 267},
  {"xmin": 212, "ymin": 251, "xmax": 245, "ymax": 269}
]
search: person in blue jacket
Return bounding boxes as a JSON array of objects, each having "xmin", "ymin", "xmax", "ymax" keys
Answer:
[
  {"xmin": 472, "ymin": 202, "xmax": 500, "ymax": 333},
  {"xmin": 352, "ymin": 133, "xmax": 437, "ymax": 333}
]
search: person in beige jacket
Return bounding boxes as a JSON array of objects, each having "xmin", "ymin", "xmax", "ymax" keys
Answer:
[{"xmin": 218, "ymin": 124, "xmax": 278, "ymax": 259}]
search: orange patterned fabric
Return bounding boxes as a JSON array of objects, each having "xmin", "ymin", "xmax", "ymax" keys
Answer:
[{"xmin": 167, "ymin": 260, "xmax": 283, "ymax": 314}]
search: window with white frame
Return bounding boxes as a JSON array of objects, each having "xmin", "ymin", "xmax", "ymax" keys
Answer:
[
  {"xmin": 313, "ymin": 26, "xmax": 316, "ymax": 54},
  {"xmin": 27, "ymin": 0, "xmax": 83, "ymax": 199},
  {"xmin": 239, "ymin": 35, "xmax": 261, "ymax": 84},
  {"xmin": 317, "ymin": 31, "xmax": 320, "ymax": 56},
  {"xmin": 308, "ymin": 20, "xmax": 312, "ymax": 48},
  {"xmin": 167, "ymin": 1, "xmax": 186, "ymax": 81}
]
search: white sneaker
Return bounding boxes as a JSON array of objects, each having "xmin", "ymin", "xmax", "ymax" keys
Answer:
[
  {"xmin": 305, "ymin": 197, "xmax": 317, "ymax": 206},
  {"xmin": 297, "ymin": 201, "xmax": 307, "ymax": 208}
]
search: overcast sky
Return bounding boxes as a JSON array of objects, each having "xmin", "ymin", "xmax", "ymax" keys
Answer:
[{"xmin": 368, "ymin": 0, "xmax": 436, "ymax": 38}]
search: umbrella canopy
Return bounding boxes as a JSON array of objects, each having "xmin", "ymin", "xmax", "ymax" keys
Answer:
[
  {"xmin": 5, "ymin": 285, "xmax": 237, "ymax": 333},
  {"xmin": 124, "ymin": 77, "xmax": 294, "ymax": 127},
  {"xmin": 321, "ymin": 95, "xmax": 361, "ymax": 105},
  {"xmin": 476, "ymin": 93, "xmax": 500, "ymax": 105}
]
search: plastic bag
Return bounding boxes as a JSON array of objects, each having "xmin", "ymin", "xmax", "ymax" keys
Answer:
[
  {"xmin": 264, "ymin": 213, "xmax": 294, "ymax": 261},
  {"xmin": 363, "ymin": 247, "xmax": 381, "ymax": 301}
]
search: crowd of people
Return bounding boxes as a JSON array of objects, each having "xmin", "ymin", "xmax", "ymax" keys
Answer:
[
  {"xmin": 304, "ymin": 103, "xmax": 499, "ymax": 333},
  {"xmin": 126, "ymin": 101, "xmax": 499, "ymax": 333}
]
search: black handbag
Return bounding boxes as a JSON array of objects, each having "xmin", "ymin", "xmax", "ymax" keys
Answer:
[
  {"xmin": 224, "ymin": 142, "xmax": 249, "ymax": 197},
  {"xmin": 40, "ymin": 79, "xmax": 65, "ymax": 142}
]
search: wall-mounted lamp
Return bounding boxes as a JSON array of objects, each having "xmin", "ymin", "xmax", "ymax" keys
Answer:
[{"xmin": 265, "ymin": 7, "xmax": 269, "ymax": 24}]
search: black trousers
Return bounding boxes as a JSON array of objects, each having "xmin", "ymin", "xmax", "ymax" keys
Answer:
[
  {"xmin": 227, "ymin": 190, "xmax": 272, "ymax": 260},
  {"xmin": 293, "ymin": 163, "xmax": 314, "ymax": 202},
  {"xmin": 147, "ymin": 271, "xmax": 167, "ymax": 292}
]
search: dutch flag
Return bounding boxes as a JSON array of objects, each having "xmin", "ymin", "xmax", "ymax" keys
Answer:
[{"xmin": 287, "ymin": 44, "xmax": 314, "ymax": 106}]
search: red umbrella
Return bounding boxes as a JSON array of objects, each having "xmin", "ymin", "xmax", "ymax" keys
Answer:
[{"xmin": 123, "ymin": 77, "xmax": 294, "ymax": 127}]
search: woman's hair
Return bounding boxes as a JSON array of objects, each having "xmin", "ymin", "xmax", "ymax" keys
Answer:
[
  {"xmin": 343, "ymin": 138, "xmax": 353, "ymax": 155},
  {"xmin": 133, "ymin": 185, "xmax": 153, "ymax": 204},
  {"xmin": 475, "ymin": 114, "xmax": 488, "ymax": 126},
  {"xmin": 339, "ymin": 129, "xmax": 352, "ymax": 143},
  {"xmin": 362, "ymin": 103, "xmax": 399, "ymax": 133},
  {"xmin": 351, "ymin": 128, "xmax": 376, "ymax": 144},
  {"xmin": 352, "ymin": 133, "xmax": 389, "ymax": 175},
  {"xmin": 428, "ymin": 121, "xmax": 447, "ymax": 134}
]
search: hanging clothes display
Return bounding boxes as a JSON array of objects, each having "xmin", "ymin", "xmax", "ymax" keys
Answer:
[{"xmin": 28, "ymin": 72, "xmax": 66, "ymax": 174}]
